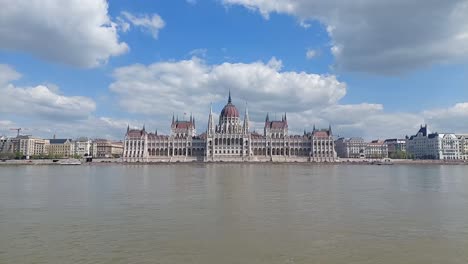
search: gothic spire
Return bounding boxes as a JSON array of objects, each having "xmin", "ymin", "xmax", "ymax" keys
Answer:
[
  {"xmin": 243, "ymin": 103, "xmax": 250, "ymax": 134},
  {"xmin": 265, "ymin": 112, "xmax": 270, "ymax": 123},
  {"xmin": 228, "ymin": 89, "xmax": 232, "ymax": 104},
  {"xmin": 207, "ymin": 103, "xmax": 214, "ymax": 134}
]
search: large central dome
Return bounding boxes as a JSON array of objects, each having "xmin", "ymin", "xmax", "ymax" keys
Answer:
[{"xmin": 220, "ymin": 92, "xmax": 239, "ymax": 118}]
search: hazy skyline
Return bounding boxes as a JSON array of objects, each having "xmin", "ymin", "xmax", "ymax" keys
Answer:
[{"xmin": 1, "ymin": 0, "xmax": 467, "ymax": 140}]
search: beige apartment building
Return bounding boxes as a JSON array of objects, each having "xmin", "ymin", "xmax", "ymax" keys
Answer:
[
  {"xmin": 48, "ymin": 139, "xmax": 75, "ymax": 158},
  {"xmin": 7, "ymin": 136, "xmax": 50, "ymax": 157},
  {"xmin": 93, "ymin": 140, "xmax": 124, "ymax": 158}
]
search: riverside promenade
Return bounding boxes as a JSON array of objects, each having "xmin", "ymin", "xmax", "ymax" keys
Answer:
[{"xmin": 1, "ymin": 158, "xmax": 467, "ymax": 166}]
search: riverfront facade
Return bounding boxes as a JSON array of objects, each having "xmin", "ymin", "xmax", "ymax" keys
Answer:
[
  {"xmin": 123, "ymin": 93, "xmax": 336, "ymax": 162},
  {"xmin": 406, "ymin": 125, "xmax": 460, "ymax": 160}
]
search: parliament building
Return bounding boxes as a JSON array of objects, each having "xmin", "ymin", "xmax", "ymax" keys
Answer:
[{"xmin": 123, "ymin": 92, "xmax": 336, "ymax": 162}]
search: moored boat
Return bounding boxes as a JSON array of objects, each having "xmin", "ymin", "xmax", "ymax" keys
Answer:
[
  {"xmin": 58, "ymin": 159, "xmax": 82, "ymax": 165},
  {"xmin": 372, "ymin": 158, "xmax": 394, "ymax": 165}
]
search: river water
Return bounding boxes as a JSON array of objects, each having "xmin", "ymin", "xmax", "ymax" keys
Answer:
[{"xmin": 1, "ymin": 164, "xmax": 468, "ymax": 263}]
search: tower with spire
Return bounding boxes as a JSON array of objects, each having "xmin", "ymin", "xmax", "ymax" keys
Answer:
[
  {"xmin": 207, "ymin": 103, "xmax": 215, "ymax": 135},
  {"xmin": 243, "ymin": 103, "xmax": 250, "ymax": 134}
]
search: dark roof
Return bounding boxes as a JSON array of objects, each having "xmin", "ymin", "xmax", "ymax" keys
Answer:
[
  {"xmin": 417, "ymin": 125, "xmax": 428, "ymax": 136},
  {"xmin": 49, "ymin": 139, "xmax": 71, "ymax": 144},
  {"xmin": 408, "ymin": 125, "xmax": 432, "ymax": 140}
]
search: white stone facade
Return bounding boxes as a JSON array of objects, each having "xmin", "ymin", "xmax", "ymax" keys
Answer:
[
  {"xmin": 365, "ymin": 140, "xmax": 388, "ymax": 159},
  {"xmin": 123, "ymin": 93, "xmax": 336, "ymax": 162},
  {"xmin": 407, "ymin": 125, "xmax": 460, "ymax": 160},
  {"xmin": 335, "ymin": 138, "xmax": 388, "ymax": 159},
  {"xmin": 74, "ymin": 138, "xmax": 92, "ymax": 157},
  {"xmin": 457, "ymin": 135, "xmax": 468, "ymax": 160},
  {"xmin": 335, "ymin": 137, "xmax": 367, "ymax": 158},
  {"xmin": 93, "ymin": 140, "xmax": 124, "ymax": 158}
]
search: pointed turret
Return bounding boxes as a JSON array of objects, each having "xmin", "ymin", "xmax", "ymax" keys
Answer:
[
  {"xmin": 142, "ymin": 124, "xmax": 146, "ymax": 132},
  {"xmin": 243, "ymin": 103, "xmax": 250, "ymax": 134},
  {"xmin": 172, "ymin": 113, "xmax": 175, "ymax": 124},
  {"xmin": 193, "ymin": 117, "xmax": 196, "ymax": 129},
  {"xmin": 265, "ymin": 112, "xmax": 270, "ymax": 123},
  {"xmin": 155, "ymin": 129, "xmax": 158, "ymax": 135},
  {"xmin": 329, "ymin": 124, "xmax": 332, "ymax": 135},
  {"xmin": 127, "ymin": 124, "xmax": 130, "ymax": 133},
  {"xmin": 228, "ymin": 89, "xmax": 232, "ymax": 104},
  {"xmin": 207, "ymin": 103, "xmax": 215, "ymax": 135}
]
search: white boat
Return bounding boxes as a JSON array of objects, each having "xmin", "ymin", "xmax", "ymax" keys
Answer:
[
  {"xmin": 58, "ymin": 159, "xmax": 82, "ymax": 165},
  {"xmin": 372, "ymin": 158, "xmax": 394, "ymax": 165}
]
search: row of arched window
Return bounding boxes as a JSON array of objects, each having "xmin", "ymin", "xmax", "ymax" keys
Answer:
[
  {"xmin": 147, "ymin": 148, "xmax": 205, "ymax": 156},
  {"xmin": 214, "ymin": 138, "xmax": 246, "ymax": 146}
]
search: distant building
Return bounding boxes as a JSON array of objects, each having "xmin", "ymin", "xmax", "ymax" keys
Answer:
[
  {"xmin": 335, "ymin": 138, "xmax": 388, "ymax": 159},
  {"xmin": 74, "ymin": 138, "xmax": 92, "ymax": 157},
  {"xmin": 365, "ymin": 140, "xmax": 388, "ymax": 159},
  {"xmin": 384, "ymin": 138, "xmax": 406, "ymax": 158},
  {"xmin": 457, "ymin": 135, "xmax": 468, "ymax": 160},
  {"xmin": 8, "ymin": 136, "xmax": 50, "ymax": 158},
  {"xmin": 123, "ymin": 92, "xmax": 336, "ymax": 162},
  {"xmin": 93, "ymin": 140, "xmax": 124, "ymax": 158},
  {"xmin": 0, "ymin": 136, "xmax": 12, "ymax": 153},
  {"xmin": 406, "ymin": 125, "xmax": 460, "ymax": 160},
  {"xmin": 334, "ymin": 137, "xmax": 366, "ymax": 158},
  {"xmin": 48, "ymin": 139, "xmax": 75, "ymax": 158}
]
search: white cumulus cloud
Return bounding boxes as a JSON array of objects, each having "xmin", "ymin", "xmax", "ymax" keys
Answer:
[
  {"xmin": 119, "ymin": 11, "xmax": 166, "ymax": 39},
  {"xmin": 0, "ymin": 0, "xmax": 129, "ymax": 68},
  {"xmin": 223, "ymin": 0, "xmax": 468, "ymax": 74},
  {"xmin": 109, "ymin": 57, "xmax": 347, "ymax": 122},
  {"xmin": 0, "ymin": 65, "xmax": 96, "ymax": 120}
]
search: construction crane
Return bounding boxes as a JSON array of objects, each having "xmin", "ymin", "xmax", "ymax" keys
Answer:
[
  {"xmin": 9, "ymin": 128, "xmax": 22, "ymax": 137},
  {"xmin": 8, "ymin": 128, "xmax": 38, "ymax": 137}
]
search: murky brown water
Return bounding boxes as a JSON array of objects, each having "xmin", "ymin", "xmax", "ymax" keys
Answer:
[{"xmin": 1, "ymin": 164, "xmax": 468, "ymax": 264}]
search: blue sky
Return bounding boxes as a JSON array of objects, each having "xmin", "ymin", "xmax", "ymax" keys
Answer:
[{"xmin": 1, "ymin": 0, "xmax": 468, "ymax": 139}]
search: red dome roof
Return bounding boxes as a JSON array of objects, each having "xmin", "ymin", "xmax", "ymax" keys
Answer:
[
  {"xmin": 220, "ymin": 91, "xmax": 240, "ymax": 118},
  {"xmin": 220, "ymin": 103, "xmax": 239, "ymax": 118}
]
